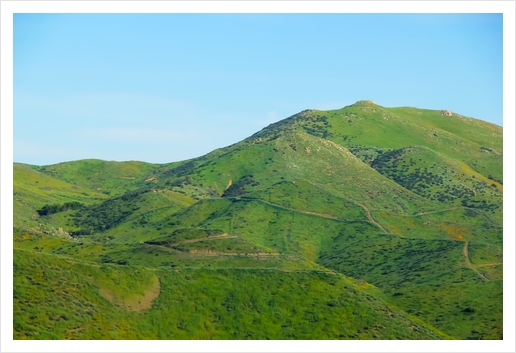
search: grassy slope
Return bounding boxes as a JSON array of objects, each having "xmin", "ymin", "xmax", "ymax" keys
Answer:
[
  {"xmin": 13, "ymin": 101, "xmax": 502, "ymax": 340},
  {"xmin": 67, "ymin": 188, "xmax": 197, "ymax": 239},
  {"xmin": 34, "ymin": 159, "xmax": 163, "ymax": 196},
  {"xmin": 251, "ymin": 101, "xmax": 502, "ymax": 198},
  {"xmin": 67, "ymin": 190, "xmax": 502, "ymax": 339},
  {"xmin": 13, "ymin": 163, "xmax": 108, "ymax": 236},
  {"xmin": 154, "ymin": 130, "xmax": 436, "ymax": 217},
  {"xmin": 14, "ymin": 249, "xmax": 447, "ymax": 340}
]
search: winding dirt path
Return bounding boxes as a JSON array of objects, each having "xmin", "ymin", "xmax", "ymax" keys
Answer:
[
  {"xmin": 229, "ymin": 197, "xmax": 343, "ymax": 221},
  {"xmin": 231, "ymin": 197, "xmax": 392, "ymax": 235},
  {"xmin": 476, "ymin": 262, "xmax": 502, "ymax": 267},
  {"xmin": 463, "ymin": 241, "xmax": 489, "ymax": 281},
  {"xmin": 413, "ymin": 207, "xmax": 460, "ymax": 216},
  {"xmin": 227, "ymin": 197, "xmax": 381, "ymax": 229},
  {"xmin": 356, "ymin": 203, "xmax": 389, "ymax": 233}
]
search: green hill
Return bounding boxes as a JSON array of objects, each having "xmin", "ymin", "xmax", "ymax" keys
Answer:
[
  {"xmin": 34, "ymin": 159, "xmax": 163, "ymax": 196},
  {"xmin": 13, "ymin": 101, "xmax": 502, "ymax": 340}
]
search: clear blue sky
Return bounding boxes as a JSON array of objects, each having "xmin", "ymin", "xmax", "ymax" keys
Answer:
[{"xmin": 14, "ymin": 13, "xmax": 503, "ymax": 165}]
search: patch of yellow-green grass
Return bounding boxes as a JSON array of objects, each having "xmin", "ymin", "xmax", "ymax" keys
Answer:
[{"xmin": 97, "ymin": 273, "xmax": 160, "ymax": 312}]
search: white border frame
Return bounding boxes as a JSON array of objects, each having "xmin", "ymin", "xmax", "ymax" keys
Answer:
[{"xmin": 1, "ymin": 1, "xmax": 514, "ymax": 352}]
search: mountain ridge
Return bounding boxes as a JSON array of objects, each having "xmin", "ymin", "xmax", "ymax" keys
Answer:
[{"xmin": 13, "ymin": 101, "xmax": 503, "ymax": 340}]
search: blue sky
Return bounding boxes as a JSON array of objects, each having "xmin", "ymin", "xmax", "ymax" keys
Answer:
[{"xmin": 14, "ymin": 13, "xmax": 503, "ymax": 165}]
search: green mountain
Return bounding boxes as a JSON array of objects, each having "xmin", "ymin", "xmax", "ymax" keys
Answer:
[{"xmin": 13, "ymin": 101, "xmax": 502, "ymax": 340}]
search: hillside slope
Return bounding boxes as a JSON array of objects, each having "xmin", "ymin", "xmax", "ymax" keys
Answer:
[{"xmin": 13, "ymin": 101, "xmax": 502, "ymax": 340}]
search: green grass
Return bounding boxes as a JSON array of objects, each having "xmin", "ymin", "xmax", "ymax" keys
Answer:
[
  {"xmin": 70, "ymin": 188, "xmax": 195, "ymax": 235},
  {"xmin": 34, "ymin": 159, "xmax": 162, "ymax": 196},
  {"xmin": 13, "ymin": 101, "xmax": 502, "ymax": 340},
  {"xmin": 13, "ymin": 163, "xmax": 108, "ymax": 236},
  {"xmin": 146, "ymin": 228, "xmax": 226, "ymax": 244},
  {"xmin": 318, "ymin": 228, "xmax": 466, "ymax": 288},
  {"xmin": 14, "ymin": 249, "xmax": 447, "ymax": 340},
  {"xmin": 173, "ymin": 237, "xmax": 269, "ymax": 254},
  {"xmin": 374, "ymin": 207, "xmax": 502, "ymax": 245},
  {"xmin": 379, "ymin": 279, "xmax": 503, "ymax": 340},
  {"xmin": 245, "ymin": 179, "xmax": 368, "ymax": 220}
]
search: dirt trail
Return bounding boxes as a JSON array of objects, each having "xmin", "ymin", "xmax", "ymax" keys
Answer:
[
  {"xmin": 171, "ymin": 266, "xmax": 336, "ymax": 275},
  {"xmin": 169, "ymin": 233, "xmax": 236, "ymax": 247},
  {"xmin": 187, "ymin": 250, "xmax": 283, "ymax": 257},
  {"xmin": 232, "ymin": 197, "xmax": 343, "ymax": 221},
  {"xmin": 476, "ymin": 262, "xmax": 502, "ymax": 267},
  {"xmin": 458, "ymin": 181, "xmax": 477, "ymax": 196},
  {"xmin": 356, "ymin": 203, "xmax": 389, "ymax": 233},
  {"xmin": 413, "ymin": 207, "xmax": 460, "ymax": 216},
  {"xmin": 145, "ymin": 237, "xmax": 285, "ymax": 258},
  {"xmin": 463, "ymin": 241, "xmax": 489, "ymax": 281},
  {"xmin": 413, "ymin": 207, "xmax": 500, "ymax": 229},
  {"xmin": 231, "ymin": 197, "xmax": 392, "ymax": 235},
  {"xmin": 228, "ymin": 197, "xmax": 373, "ymax": 226}
]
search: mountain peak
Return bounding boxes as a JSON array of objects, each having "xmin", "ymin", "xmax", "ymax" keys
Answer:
[{"xmin": 354, "ymin": 99, "xmax": 376, "ymax": 105}]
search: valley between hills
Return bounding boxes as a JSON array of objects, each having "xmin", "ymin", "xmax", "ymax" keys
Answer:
[{"xmin": 13, "ymin": 100, "xmax": 502, "ymax": 339}]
